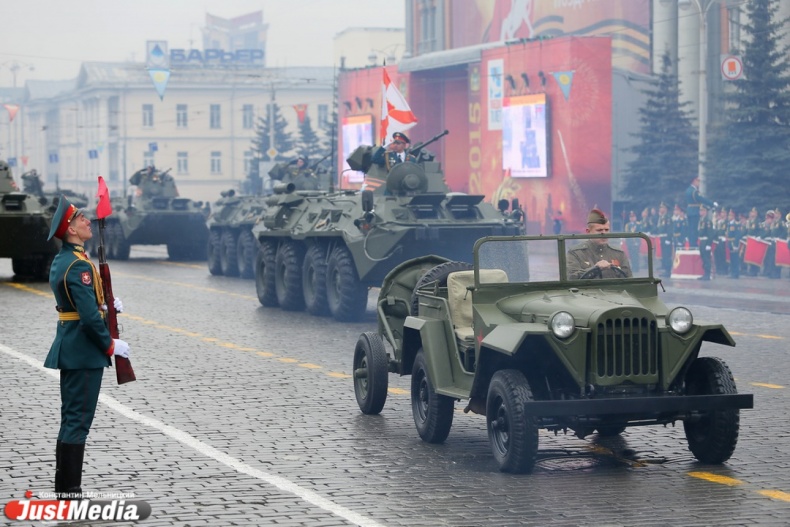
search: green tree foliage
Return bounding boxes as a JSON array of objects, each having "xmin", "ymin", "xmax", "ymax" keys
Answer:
[
  {"xmin": 706, "ymin": 0, "xmax": 790, "ymax": 211},
  {"xmin": 251, "ymin": 101, "xmax": 295, "ymax": 162},
  {"xmin": 296, "ymin": 115, "xmax": 325, "ymax": 159},
  {"xmin": 622, "ymin": 52, "xmax": 698, "ymax": 211}
]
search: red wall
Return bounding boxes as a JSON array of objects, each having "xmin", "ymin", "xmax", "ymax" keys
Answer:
[{"xmin": 337, "ymin": 36, "xmax": 613, "ymax": 232}]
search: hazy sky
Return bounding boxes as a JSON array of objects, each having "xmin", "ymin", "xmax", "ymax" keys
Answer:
[{"xmin": 0, "ymin": 0, "xmax": 405, "ymax": 87}]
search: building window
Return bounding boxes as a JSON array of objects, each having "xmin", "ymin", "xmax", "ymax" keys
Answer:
[
  {"xmin": 242, "ymin": 104, "xmax": 254, "ymax": 129},
  {"xmin": 143, "ymin": 152, "xmax": 154, "ymax": 169},
  {"xmin": 177, "ymin": 152, "xmax": 189, "ymax": 174},
  {"xmin": 210, "ymin": 104, "xmax": 221, "ymax": 129},
  {"xmin": 211, "ymin": 151, "xmax": 222, "ymax": 174},
  {"xmin": 317, "ymin": 104, "xmax": 328, "ymax": 129},
  {"xmin": 418, "ymin": 0, "xmax": 437, "ymax": 53},
  {"xmin": 177, "ymin": 104, "xmax": 188, "ymax": 128},
  {"xmin": 142, "ymin": 104, "xmax": 154, "ymax": 127},
  {"xmin": 244, "ymin": 151, "xmax": 254, "ymax": 175}
]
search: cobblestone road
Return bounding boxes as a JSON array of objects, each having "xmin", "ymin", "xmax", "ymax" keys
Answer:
[{"xmin": 1, "ymin": 249, "xmax": 789, "ymax": 526}]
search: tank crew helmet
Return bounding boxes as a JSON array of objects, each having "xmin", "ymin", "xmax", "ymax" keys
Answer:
[
  {"xmin": 48, "ymin": 195, "xmax": 83, "ymax": 241},
  {"xmin": 587, "ymin": 208, "xmax": 608, "ymax": 225},
  {"xmin": 392, "ymin": 132, "xmax": 410, "ymax": 144}
]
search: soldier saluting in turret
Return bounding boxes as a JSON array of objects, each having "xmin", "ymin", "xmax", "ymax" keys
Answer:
[{"xmin": 371, "ymin": 132, "xmax": 417, "ymax": 170}]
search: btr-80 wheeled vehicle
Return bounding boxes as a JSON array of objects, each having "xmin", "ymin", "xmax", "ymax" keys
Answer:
[
  {"xmin": 353, "ymin": 233, "xmax": 753, "ymax": 473},
  {"xmin": 207, "ymin": 189, "xmax": 267, "ymax": 278},
  {"xmin": 89, "ymin": 167, "xmax": 209, "ymax": 261},
  {"xmin": 253, "ymin": 131, "xmax": 525, "ymax": 322},
  {"xmin": 0, "ymin": 163, "xmax": 85, "ymax": 280}
]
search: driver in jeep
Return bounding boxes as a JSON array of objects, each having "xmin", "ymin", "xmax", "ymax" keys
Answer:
[{"xmin": 567, "ymin": 208, "xmax": 632, "ymax": 279}]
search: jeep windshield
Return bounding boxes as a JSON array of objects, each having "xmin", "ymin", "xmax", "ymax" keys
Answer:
[{"xmin": 474, "ymin": 234, "xmax": 654, "ymax": 285}]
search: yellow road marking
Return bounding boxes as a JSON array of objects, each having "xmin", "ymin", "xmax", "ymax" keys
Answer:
[
  {"xmin": 388, "ymin": 388, "xmax": 408, "ymax": 395},
  {"xmin": 4, "ymin": 282, "xmax": 50, "ymax": 297},
  {"xmin": 256, "ymin": 352, "xmax": 275, "ymax": 358},
  {"xmin": 750, "ymin": 382, "xmax": 785, "ymax": 389},
  {"xmin": 327, "ymin": 372, "xmax": 351, "ymax": 379},
  {"xmin": 756, "ymin": 490, "xmax": 790, "ymax": 502},
  {"xmin": 277, "ymin": 357, "xmax": 299, "ymax": 364},
  {"xmin": 729, "ymin": 331, "xmax": 784, "ymax": 340},
  {"xmin": 298, "ymin": 363, "xmax": 322, "ymax": 369},
  {"xmin": 688, "ymin": 472, "xmax": 743, "ymax": 486},
  {"xmin": 158, "ymin": 262, "xmax": 204, "ymax": 270}
]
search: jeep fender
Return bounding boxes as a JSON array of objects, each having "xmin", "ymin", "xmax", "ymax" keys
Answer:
[
  {"xmin": 402, "ymin": 316, "xmax": 455, "ymax": 390},
  {"xmin": 698, "ymin": 324, "xmax": 736, "ymax": 347}
]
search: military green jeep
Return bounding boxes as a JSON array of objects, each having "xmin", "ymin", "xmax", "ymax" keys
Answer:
[{"xmin": 353, "ymin": 233, "xmax": 753, "ymax": 473}]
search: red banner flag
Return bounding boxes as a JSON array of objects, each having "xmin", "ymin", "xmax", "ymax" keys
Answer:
[
  {"xmin": 3, "ymin": 103, "xmax": 19, "ymax": 123},
  {"xmin": 743, "ymin": 236, "xmax": 770, "ymax": 268},
  {"xmin": 96, "ymin": 176, "xmax": 112, "ymax": 219},
  {"xmin": 380, "ymin": 69, "xmax": 417, "ymax": 145},
  {"xmin": 775, "ymin": 239, "xmax": 790, "ymax": 268},
  {"xmin": 293, "ymin": 104, "xmax": 308, "ymax": 124}
]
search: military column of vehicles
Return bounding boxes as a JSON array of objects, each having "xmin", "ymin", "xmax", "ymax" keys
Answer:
[
  {"xmin": 206, "ymin": 155, "xmax": 327, "ymax": 279},
  {"xmin": 88, "ymin": 166, "xmax": 209, "ymax": 261},
  {"xmin": 252, "ymin": 131, "xmax": 526, "ymax": 322},
  {"xmin": 0, "ymin": 162, "xmax": 87, "ymax": 280}
]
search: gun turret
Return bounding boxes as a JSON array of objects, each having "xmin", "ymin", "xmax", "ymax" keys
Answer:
[{"xmin": 409, "ymin": 130, "xmax": 449, "ymax": 161}]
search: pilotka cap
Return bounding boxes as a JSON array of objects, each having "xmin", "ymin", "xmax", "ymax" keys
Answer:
[{"xmin": 587, "ymin": 208, "xmax": 607, "ymax": 225}]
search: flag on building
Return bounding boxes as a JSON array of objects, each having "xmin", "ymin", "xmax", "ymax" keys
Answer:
[
  {"xmin": 293, "ymin": 104, "xmax": 308, "ymax": 124},
  {"xmin": 3, "ymin": 104, "xmax": 19, "ymax": 123},
  {"xmin": 380, "ymin": 69, "xmax": 417, "ymax": 145}
]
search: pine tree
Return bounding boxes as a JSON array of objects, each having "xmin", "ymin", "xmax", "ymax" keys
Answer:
[
  {"xmin": 622, "ymin": 52, "xmax": 699, "ymax": 212},
  {"xmin": 251, "ymin": 100, "xmax": 295, "ymax": 162},
  {"xmin": 706, "ymin": 0, "xmax": 790, "ymax": 211},
  {"xmin": 296, "ymin": 115, "xmax": 325, "ymax": 160}
]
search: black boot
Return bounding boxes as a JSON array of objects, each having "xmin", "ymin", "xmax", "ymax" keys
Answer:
[
  {"xmin": 55, "ymin": 440, "xmax": 63, "ymax": 497},
  {"xmin": 58, "ymin": 443, "xmax": 85, "ymax": 500}
]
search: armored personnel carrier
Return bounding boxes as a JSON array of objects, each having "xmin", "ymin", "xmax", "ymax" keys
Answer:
[
  {"xmin": 206, "ymin": 189, "xmax": 267, "ymax": 278},
  {"xmin": 252, "ymin": 131, "xmax": 525, "ymax": 322},
  {"xmin": 89, "ymin": 166, "xmax": 209, "ymax": 261},
  {"xmin": 0, "ymin": 162, "xmax": 61, "ymax": 279}
]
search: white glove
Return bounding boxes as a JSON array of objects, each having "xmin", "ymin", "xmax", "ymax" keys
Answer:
[
  {"xmin": 113, "ymin": 339, "xmax": 130, "ymax": 359},
  {"xmin": 113, "ymin": 297, "xmax": 124, "ymax": 313},
  {"xmin": 713, "ymin": 202, "xmax": 719, "ymax": 208}
]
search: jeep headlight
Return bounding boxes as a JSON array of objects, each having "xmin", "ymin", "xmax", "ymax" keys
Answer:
[
  {"xmin": 550, "ymin": 311, "xmax": 575, "ymax": 339},
  {"xmin": 668, "ymin": 307, "xmax": 693, "ymax": 334}
]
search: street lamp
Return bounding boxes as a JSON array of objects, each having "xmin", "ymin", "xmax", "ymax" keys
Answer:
[
  {"xmin": 678, "ymin": 0, "xmax": 743, "ymax": 195},
  {"xmin": 1, "ymin": 60, "xmax": 35, "ymax": 88}
]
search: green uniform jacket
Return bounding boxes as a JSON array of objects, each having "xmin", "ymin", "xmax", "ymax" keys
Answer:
[
  {"xmin": 567, "ymin": 240, "xmax": 633, "ymax": 279},
  {"xmin": 45, "ymin": 242, "xmax": 112, "ymax": 370}
]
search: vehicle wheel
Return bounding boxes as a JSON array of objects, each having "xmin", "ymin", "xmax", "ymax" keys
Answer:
[
  {"xmin": 36, "ymin": 254, "xmax": 55, "ymax": 281},
  {"xmin": 220, "ymin": 230, "xmax": 239, "ymax": 277},
  {"xmin": 683, "ymin": 357, "xmax": 740, "ymax": 464},
  {"xmin": 325, "ymin": 245, "xmax": 368, "ymax": 322},
  {"xmin": 207, "ymin": 230, "xmax": 223, "ymax": 275},
  {"xmin": 596, "ymin": 425, "xmax": 626, "ymax": 437},
  {"xmin": 112, "ymin": 223, "xmax": 130, "ymax": 260},
  {"xmin": 11, "ymin": 257, "xmax": 28, "ymax": 276},
  {"xmin": 236, "ymin": 230, "xmax": 257, "ymax": 279},
  {"xmin": 303, "ymin": 244, "xmax": 329, "ymax": 316},
  {"xmin": 274, "ymin": 241, "xmax": 305, "ymax": 310},
  {"xmin": 353, "ymin": 332, "xmax": 389, "ymax": 415},
  {"xmin": 255, "ymin": 240, "xmax": 278, "ymax": 307},
  {"xmin": 487, "ymin": 369, "xmax": 539, "ymax": 473},
  {"xmin": 411, "ymin": 349, "xmax": 454, "ymax": 443},
  {"xmin": 410, "ymin": 261, "xmax": 473, "ymax": 316}
]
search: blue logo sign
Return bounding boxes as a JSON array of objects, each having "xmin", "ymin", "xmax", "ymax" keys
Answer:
[
  {"xmin": 170, "ymin": 48, "xmax": 264, "ymax": 65},
  {"xmin": 7, "ymin": 157, "xmax": 16, "ymax": 167},
  {"xmin": 49, "ymin": 153, "xmax": 59, "ymax": 163},
  {"xmin": 149, "ymin": 142, "xmax": 158, "ymax": 152}
]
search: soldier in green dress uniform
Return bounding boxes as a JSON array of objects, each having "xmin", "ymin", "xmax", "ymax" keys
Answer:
[
  {"xmin": 624, "ymin": 210, "xmax": 642, "ymax": 273},
  {"xmin": 655, "ymin": 202, "xmax": 673, "ymax": 278},
  {"xmin": 726, "ymin": 208, "xmax": 744, "ymax": 279},
  {"xmin": 697, "ymin": 205, "xmax": 715, "ymax": 280},
  {"xmin": 567, "ymin": 208, "xmax": 632, "ymax": 279},
  {"xmin": 45, "ymin": 195, "xmax": 131, "ymax": 499}
]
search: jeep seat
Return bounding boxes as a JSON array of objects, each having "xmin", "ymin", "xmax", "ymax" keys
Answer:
[{"xmin": 446, "ymin": 269, "xmax": 509, "ymax": 343}]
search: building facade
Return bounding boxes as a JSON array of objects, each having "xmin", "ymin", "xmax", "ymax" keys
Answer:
[{"xmin": 5, "ymin": 63, "xmax": 334, "ymax": 203}]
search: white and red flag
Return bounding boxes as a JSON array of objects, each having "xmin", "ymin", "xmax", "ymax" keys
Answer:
[{"xmin": 380, "ymin": 69, "xmax": 417, "ymax": 145}]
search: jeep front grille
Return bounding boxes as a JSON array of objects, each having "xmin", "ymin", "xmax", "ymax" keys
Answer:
[{"xmin": 594, "ymin": 316, "xmax": 658, "ymax": 382}]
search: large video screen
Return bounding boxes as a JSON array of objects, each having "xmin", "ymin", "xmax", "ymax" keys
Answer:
[
  {"xmin": 341, "ymin": 114, "xmax": 374, "ymax": 184},
  {"xmin": 502, "ymin": 93, "xmax": 549, "ymax": 178}
]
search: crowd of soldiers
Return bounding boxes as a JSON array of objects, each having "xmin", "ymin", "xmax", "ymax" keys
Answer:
[{"xmin": 624, "ymin": 202, "xmax": 789, "ymax": 280}]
